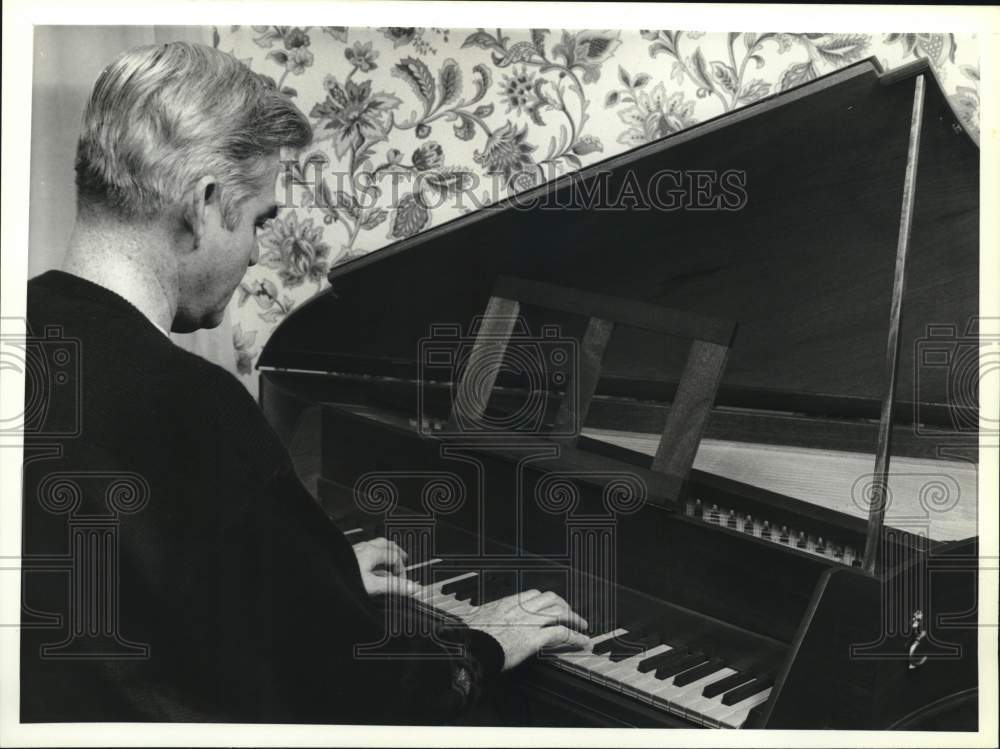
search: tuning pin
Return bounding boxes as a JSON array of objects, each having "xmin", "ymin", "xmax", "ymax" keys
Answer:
[
  {"xmin": 796, "ymin": 531, "xmax": 807, "ymax": 549},
  {"xmin": 710, "ymin": 504, "xmax": 720, "ymax": 523},
  {"xmin": 694, "ymin": 499, "xmax": 703, "ymax": 520},
  {"xmin": 684, "ymin": 499, "xmax": 695, "ymax": 516},
  {"xmin": 743, "ymin": 514, "xmax": 754, "ymax": 534},
  {"xmin": 816, "ymin": 536, "xmax": 826, "ymax": 553},
  {"xmin": 761, "ymin": 521, "xmax": 772, "ymax": 540},
  {"xmin": 779, "ymin": 525, "xmax": 789, "ymax": 543},
  {"xmin": 833, "ymin": 545, "xmax": 844, "ymax": 560},
  {"xmin": 726, "ymin": 511, "xmax": 737, "ymax": 529}
]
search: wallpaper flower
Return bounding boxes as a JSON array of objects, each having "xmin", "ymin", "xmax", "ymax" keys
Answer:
[{"xmin": 212, "ymin": 26, "xmax": 980, "ymax": 392}]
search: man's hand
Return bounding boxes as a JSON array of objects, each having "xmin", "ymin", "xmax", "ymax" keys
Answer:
[
  {"xmin": 463, "ymin": 589, "xmax": 590, "ymax": 671},
  {"xmin": 352, "ymin": 537, "xmax": 420, "ymax": 597}
]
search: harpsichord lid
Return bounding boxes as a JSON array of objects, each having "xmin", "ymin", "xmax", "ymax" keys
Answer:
[{"xmin": 259, "ymin": 58, "xmax": 978, "ymax": 425}]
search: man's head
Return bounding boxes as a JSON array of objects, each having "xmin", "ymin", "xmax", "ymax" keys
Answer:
[{"xmin": 75, "ymin": 42, "xmax": 311, "ymax": 331}]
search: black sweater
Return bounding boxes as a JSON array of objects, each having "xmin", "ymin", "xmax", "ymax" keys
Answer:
[{"xmin": 20, "ymin": 270, "xmax": 503, "ymax": 724}]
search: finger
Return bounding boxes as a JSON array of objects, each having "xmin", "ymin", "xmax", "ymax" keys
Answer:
[
  {"xmin": 538, "ymin": 625, "xmax": 590, "ymax": 652},
  {"xmin": 387, "ymin": 542, "xmax": 409, "ymax": 575},
  {"xmin": 503, "ymin": 589, "xmax": 541, "ymax": 610},
  {"xmin": 382, "ymin": 539, "xmax": 409, "ymax": 562},
  {"xmin": 519, "ymin": 591, "xmax": 567, "ymax": 613},
  {"xmin": 368, "ymin": 538, "xmax": 406, "ymax": 554},
  {"xmin": 388, "ymin": 574, "xmax": 421, "ymax": 596},
  {"xmin": 367, "ymin": 538, "xmax": 407, "ymax": 574},
  {"xmin": 538, "ymin": 607, "xmax": 589, "ymax": 633},
  {"xmin": 368, "ymin": 573, "xmax": 421, "ymax": 597}
]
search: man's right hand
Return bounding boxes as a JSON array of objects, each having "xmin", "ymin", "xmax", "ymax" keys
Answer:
[{"xmin": 462, "ymin": 589, "xmax": 590, "ymax": 671}]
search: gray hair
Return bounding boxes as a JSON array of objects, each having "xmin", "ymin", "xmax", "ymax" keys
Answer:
[{"xmin": 75, "ymin": 41, "xmax": 311, "ymax": 229}]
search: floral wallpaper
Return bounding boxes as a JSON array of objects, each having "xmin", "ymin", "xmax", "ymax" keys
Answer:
[{"xmin": 213, "ymin": 27, "xmax": 981, "ymax": 393}]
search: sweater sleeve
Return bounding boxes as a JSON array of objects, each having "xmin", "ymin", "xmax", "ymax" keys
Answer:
[
  {"xmin": 242, "ymin": 465, "xmax": 506, "ymax": 724},
  {"xmin": 209, "ymin": 372, "xmax": 505, "ymax": 724}
]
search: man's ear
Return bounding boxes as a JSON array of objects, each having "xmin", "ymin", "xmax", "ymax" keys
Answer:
[{"xmin": 185, "ymin": 175, "xmax": 220, "ymax": 251}]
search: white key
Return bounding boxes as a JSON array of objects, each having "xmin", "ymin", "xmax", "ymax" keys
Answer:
[
  {"xmin": 402, "ymin": 559, "xmax": 440, "ymax": 592},
  {"xmin": 417, "ymin": 571, "xmax": 477, "ymax": 604},
  {"xmin": 716, "ymin": 687, "xmax": 773, "ymax": 729},
  {"xmin": 434, "ymin": 595, "xmax": 476, "ymax": 616},
  {"xmin": 598, "ymin": 644, "xmax": 673, "ymax": 694},
  {"xmin": 677, "ymin": 669, "xmax": 748, "ymax": 719},
  {"xmin": 646, "ymin": 656, "xmax": 712, "ymax": 708},
  {"xmin": 620, "ymin": 667, "xmax": 678, "ymax": 707},
  {"xmin": 585, "ymin": 646, "xmax": 645, "ymax": 688},
  {"xmin": 601, "ymin": 644, "xmax": 671, "ymax": 683},
  {"xmin": 427, "ymin": 588, "xmax": 474, "ymax": 611},
  {"xmin": 573, "ymin": 643, "xmax": 677, "ymax": 706},
  {"xmin": 551, "ymin": 629, "xmax": 625, "ymax": 676},
  {"xmin": 584, "ymin": 629, "xmax": 650, "ymax": 680},
  {"xmin": 579, "ymin": 632, "xmax": 630, "ymax": 684},
  {"xmin": 698, "ymin": 680, "xmax": 769, "ymax": 725},
  {"xmin": 404, "ymin": 558, "xmax": 441, "ymax": 573},
  {"xmin": 669, "ymin": 668, "xmax": 739, "ymax": 716},
  {"xmin": 425, "ymin": 571, "xmax": 476, "ymax": 594}
]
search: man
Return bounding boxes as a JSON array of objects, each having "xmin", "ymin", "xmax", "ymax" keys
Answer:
[{"xmin": 21, "ymin": 41, "xmax": 588, "ymax": 724}]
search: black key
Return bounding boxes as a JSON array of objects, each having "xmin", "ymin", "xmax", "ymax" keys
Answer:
[
  {"xmin": 637, "ymin": 647, "xmax": 688, "ymax": 674},
  {"xmin": 609, "ymin": 632, "xmax": 662, "ymax": 662},
  {"xmin": 597, "ymin": 629, "xmax": 656, "ymax": 661},
  {"xmin": 721, "ymin": 677, "xmax": 775, "ymax": 706},
  {"xmin": 593, "ymin": 628, "xmax": 650, "ymax": 654},
  {"xmin": 408, "ymin": 562, "xmax": 439, "ymax": 586},
  {"xmin": 608, "ymin": 641, "xmax": 650, "ymax": 663},
  {"xmin": 673, "ymin": 658, "xmax": 725, "ymax": 687},
  {"xmin": 452, "ymin": 577, "xmax": 481, "ymax": 602},
  {"xmin": 655, "ymin": 652, "xmax": 708, "ymax": 680},
  {"xmin": 440, "ymin": 573, "xmax": 476, "ymax": 596},
  {"xmin": 593, "ymin": 632, "xmax": 636, "ymax": 655},
  {"xmin": 703, "ymin": 671, "xmax": 753, "ymax": 698},
  {"xmin": 609, "ymin": 646, "xmax": 644, "ymax": 662},
  {"xmin": 468, "ymin": 574, "xmax": 497, "ymax": 606},
  {"xmin": 593, "ymin": 635, "xmax": 624, "ymax": 656}
]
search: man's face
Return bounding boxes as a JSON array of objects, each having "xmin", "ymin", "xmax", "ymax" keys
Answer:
[{"xmin": 174, "ymin": 157, "xmax": 280, "ymax": 332}]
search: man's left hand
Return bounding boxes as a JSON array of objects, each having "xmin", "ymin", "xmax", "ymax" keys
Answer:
[{"xmin": 352, "ymin": 537, "xmax": 421, "ymax": 597}]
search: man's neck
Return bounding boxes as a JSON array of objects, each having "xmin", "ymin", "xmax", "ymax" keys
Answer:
[{"xmin": 62, "ymin": 215, "xmax": 179, "ymax": 335}]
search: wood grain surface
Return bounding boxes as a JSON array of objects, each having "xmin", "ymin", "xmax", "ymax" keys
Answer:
[{"xmin": 583, "ymin": 427, "xmax": 977, "ymax": 541}]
